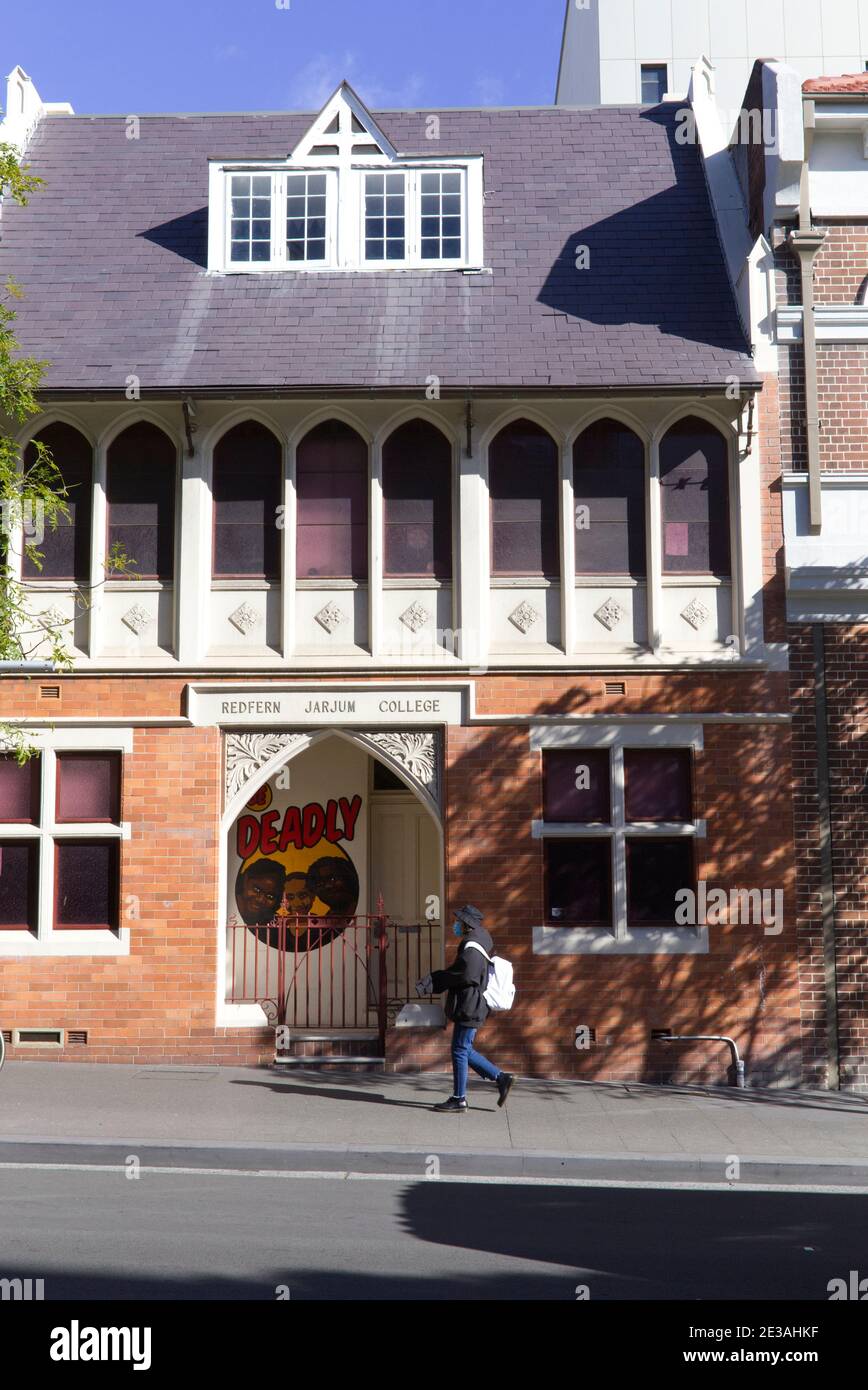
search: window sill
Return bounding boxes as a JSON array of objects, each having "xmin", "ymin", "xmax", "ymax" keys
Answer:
[
  {"xmin": 532, "ymin": 924, "xmax": 709, "ymax": 956},
  {"xmin": 0, "ymin": 928, "xmax": 131, "ymax": 957},
  {"xmin": 490, "ymin": 576, "xmax": 557, "ymax": 589},
  {"xmin": 296, "ymin": 578, "xmax": 364, "ymax": 590}
]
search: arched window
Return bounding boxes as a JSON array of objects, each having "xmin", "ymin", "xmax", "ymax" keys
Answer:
[
  {"xmin": 573, "ymin": 419, "xmax": 646, "ymax": 576},
  {"xmin": 21, "ymin": 423, "xmax": 93, "ymax": 581},
  {"xmin": 296, "ymin": 421, "xmax": 368, "ymax": 581},
  {"xmin": 382, "ymin": 420, "xmax": 452, "ymax": 579},
  {"xmin": 489, "ymin": 420, "xmax": 559, "ymax": 577},
  {"xmin": 659, "ymin": 417, "xmax": 731, "ymax": 577},
  {"xmin": 106, "ymin": 422, "xmax": 176, "ymax": 580},
  {"xmin": 212, "ymin": 421, "xmax": 282, "ymax": 579}
]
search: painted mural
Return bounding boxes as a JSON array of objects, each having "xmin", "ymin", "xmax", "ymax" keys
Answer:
[{"xmin": 228, "ymin": 772, "xmax": 364, "ymax": 954}]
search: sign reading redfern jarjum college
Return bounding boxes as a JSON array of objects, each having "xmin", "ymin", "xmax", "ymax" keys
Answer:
[{"xmin": 186, "ymin": 684, "xmax": 469, "ymax": 727}]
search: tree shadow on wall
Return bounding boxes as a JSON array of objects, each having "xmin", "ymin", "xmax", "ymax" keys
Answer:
[{"xmin": 445, "ymin": 679, "xmax": 819, "ymax": 1088}]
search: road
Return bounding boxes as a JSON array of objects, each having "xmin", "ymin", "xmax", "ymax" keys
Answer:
[{"xmin": 0, "ymin": 1167, "xmax": 865, "ymax": 1300}]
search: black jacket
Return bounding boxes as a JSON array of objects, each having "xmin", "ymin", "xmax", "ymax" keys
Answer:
[{"xmin": 431, "ymin": 923, "xmax": 495, "ymax": 1026}]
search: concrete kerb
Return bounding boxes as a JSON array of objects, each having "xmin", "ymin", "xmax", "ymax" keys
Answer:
[{"xmin": 3, "ymin": 1136, "xmax": 868, "ymax": 1188}]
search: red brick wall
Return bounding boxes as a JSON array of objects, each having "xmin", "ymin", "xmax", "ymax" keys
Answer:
[
  {"xmin": 0, "ymin": 670, "xmax": 801, "ymax": 1083},
  {"xmin": 789, "ymin": 626, "xmax": 868, "ymax": 1091},
  {"xmin": 775, "ymin": 222, "xmax": 868, "ymax": 473}
]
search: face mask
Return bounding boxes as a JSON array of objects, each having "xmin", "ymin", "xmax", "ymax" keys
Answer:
[{"xmin": 452, "ymin": 920, "xmax": 464, "ymax": 937}]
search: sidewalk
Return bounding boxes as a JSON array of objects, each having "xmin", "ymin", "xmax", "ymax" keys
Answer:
[{"xmin": 2, "ymin": 1062, "xmax": 868, "ymax": 1185}]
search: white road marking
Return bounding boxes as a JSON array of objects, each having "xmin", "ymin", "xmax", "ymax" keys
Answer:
[{"xmin": 0, "ymin": 1161, "xmax": 865, "ymax": 1193}]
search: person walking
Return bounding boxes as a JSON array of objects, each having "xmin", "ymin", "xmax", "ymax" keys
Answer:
[{"xmin": 416, "ymin": 904, "xmax": 514, "ymax": 1113}]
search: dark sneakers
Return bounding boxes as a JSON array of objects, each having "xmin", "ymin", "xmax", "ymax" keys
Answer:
[
  {"xmin": 496, "ymin": 1072, "xmax": 515, "ymax": 1108},
  {"xmin": 434, "ymin": 1096, "xmax": 467, "ymax": 1113}
]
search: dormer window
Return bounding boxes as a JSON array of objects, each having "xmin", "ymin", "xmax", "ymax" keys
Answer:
[{"xmin": 207, "ymin": 82, "xmax": 482, "ymax": 274}]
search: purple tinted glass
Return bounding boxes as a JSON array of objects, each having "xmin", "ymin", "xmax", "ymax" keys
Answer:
[
  {"xmin": 56, "ymin": 754, "xmax": 120, "ymax": 822},
  {"xmin": 55, "ymin": 841, "xmax": 118, "ymax": 928},
  {"xmin": 0, "ymin": 841, "xmax": 37, "ymax": 928},
  {"xmin": 22, "ymin": 424, "xmax": 93, "ymax": 581},
  {"xmin": 0, "ymin": 755, "xmax": 39, "ymax": 822},
  {"xmin": 660, "ymin": 418, "xmax": 730, "ymax": 576},
  {"xmin": 624, "ymin": 749, "xmax": 692, "ymax": 822},
  {"xmin": 626, "ymin": 838, "xmax": 694, "ymax": 925},
  {"xmin": 107, "ymin": 423, "xmax": 176, "ymax": 579},
  {"xmin": 213, "ymin": 422, "xmax": 282, "ymax": 578},
  {"xmin": 383, "ymin": 421, "xmax": 452, "ymax": 578},
  {"xmin": 543, "ymin": 749, "xmax": 611, "ymax": 823},
  {"xmin": 490, "ymin": 421, "xmax": 559, "ymax": 576},
  {"xmin": 546, "ymin": 839, "xmax": 611, "ymax": 926},
  {"xmin": 573, "ymin": 419, "xmax": 646, "ymax": 576},
  {"xmin": 296, "ymin": 422, "xmax": 368, "ymax": 580}
]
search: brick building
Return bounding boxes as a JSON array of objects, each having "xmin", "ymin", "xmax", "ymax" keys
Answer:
[
  {"xmin": 691, "ymin": 57, "xmax": 868, "ymax": 1092},
  {"xmin": 0, "ymin": 64, "xmax": 803, "ymax": 1083}
]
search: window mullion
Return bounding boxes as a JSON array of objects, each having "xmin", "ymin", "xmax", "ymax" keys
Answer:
[
  {"xmin": 272, "ymin": 172, "xmax": 284, "ymax": 267},
  {"xmin": 38, "ymin": 750, "xmax": 57, "ymax": 939},
  {"xmin": 610, "ymin": 746, "xmax": 627, "ymax": 939},
  {"xmin": 407, "ymin": 171, "xmax": 418, "ymax": 265}
]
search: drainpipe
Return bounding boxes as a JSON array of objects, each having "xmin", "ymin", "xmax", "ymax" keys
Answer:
[
  {"xmin": 812, "ymin": 625, "xmax": 841, "ymax": 1090},
  {"xmin": 0, "ymin": 661, "xmax": 55, "ymax": 672},
  {"xmin": 788, "ymin": 96, "xmax": 826, "ymax": 530},
  {"xmin": 787, "ymin": 95, "xmax": 840, "ymax": 1089}
]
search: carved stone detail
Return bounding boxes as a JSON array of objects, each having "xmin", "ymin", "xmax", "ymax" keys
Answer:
[
  {"xmin": 508, "ymin": 601, "xmax": 539, "ymax": 635},
  {"xmin": 594, "ymin": 597, "xmax": 625, "ymax": 631},
  {"xmin": 360, "ymin": 730, "xmax": 442, "ymax": 809},
  {"xmin": 228, "ymin": 602, "xmax": 260, "ymax": 635},
  {"xmin": 121, "ymin": 603, "xmax": 152, "ymax": 635},
  {"xmin": 681, "ymin": 598, "xmax": 711, "ymax": 631},
  {"xmin": 399, "ymin": 602, "xmax": 430, "ymax": 634},
  {"xmin": 225, "ymin": 732, "xmax": 309, "ymax": 805},
  {"xmin": 315, "ymin": 601, "xmax": 347, "ymax": 634}
]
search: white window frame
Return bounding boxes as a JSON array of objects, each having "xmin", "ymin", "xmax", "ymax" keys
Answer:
[
  {"xmin": 530, "ymin": 723, "xmax": 708, "ymax": 956},
  {"xmin": 0, "ymin": 729, "xmax": 132, "ymax": 957},
  {"xmin": 208, "ymin": 157, "xmax": 483, "ymax": 274}
]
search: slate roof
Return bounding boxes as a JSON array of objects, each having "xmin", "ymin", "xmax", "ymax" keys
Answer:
[{"xmin": 0, "ymin": 103, "xmax": 757, "ymax": 393}]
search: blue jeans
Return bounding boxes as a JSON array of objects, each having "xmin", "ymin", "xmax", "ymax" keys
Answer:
[{"xmin": 451, "ymin": 1024, "xmax": 501, "ymax": 1099}]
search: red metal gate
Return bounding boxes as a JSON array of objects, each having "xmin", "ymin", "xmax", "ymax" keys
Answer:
[{"xmin": 226, "ymin": 915, "xmax": 439, "ymax": 1052}]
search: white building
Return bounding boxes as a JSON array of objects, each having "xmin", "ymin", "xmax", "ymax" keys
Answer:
[{"xmin": 557, "ymin": 0, "xmax": 868, "ymax": 113}]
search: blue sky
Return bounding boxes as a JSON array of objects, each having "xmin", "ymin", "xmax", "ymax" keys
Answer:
[{"xmin": 2, "ymin": 0, "xmax": 568, "ymax": 115}]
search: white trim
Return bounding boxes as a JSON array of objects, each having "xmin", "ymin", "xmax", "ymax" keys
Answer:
[
  {"xmin": 533, "ymin": 924, "xmax": 708, "ymax": 956},
  {"xmin": 530, "ymin": 722, "xmax": 703, "ymax": 750},
  {"xmin": 533, "ymin": 727, "xmax": 707, "ymax": 955},
  {"xmin": 0, "ymin": 727, "xmax": 132, "ymax": 957},
  {"xmin": 776, "ymin": 305, "xmax": 868, "ymax": 343}
]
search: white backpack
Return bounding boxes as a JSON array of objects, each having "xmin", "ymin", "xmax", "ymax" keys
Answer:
[{"xmin": 464, "ymin": 941, "xmax": 516, "ymax": 1013}]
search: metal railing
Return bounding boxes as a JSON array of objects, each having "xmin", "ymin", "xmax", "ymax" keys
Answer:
[{"xmin": 226, "ymin": 915, "xmax": 441, "ymax": 1050}]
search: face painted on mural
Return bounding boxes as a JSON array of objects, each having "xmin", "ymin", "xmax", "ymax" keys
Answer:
[
  {"xmin": 234, "ymin": 860, "xmax": 286, "ymax": 926},
  {"xmin": 306, "ymin": 855, "xmax": 360, "ymax": 917},
  {"xmin": 280, "ymin": 873, "xmax": 315, "ymax": 917}
]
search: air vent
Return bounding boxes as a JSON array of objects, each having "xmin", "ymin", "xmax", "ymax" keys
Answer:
[
  {"xmin": 40, "ymin": 685, "xmax": 61, "ymax": 700},
  {"xmin": 68, "ymin": 1030, "xmax": 88, "ymax": 1046},
  {"xmin": 13, "ymin": 1028, "xmax": 64, "ymax": 1047},
  {"xmin": 604, "ymin": 681, "xmax": 626, "ymax": 696},
  {"xmin": 1, "ymin": 1030, "xmax": 11, "ymax": 1045},
  {"xmin": 651, "ymin": 1028, "xmax": 672, "ymax": 1041}
]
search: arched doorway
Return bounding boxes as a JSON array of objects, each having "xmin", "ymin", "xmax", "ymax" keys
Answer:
[{"xmin": 221, "ymin": 729, "xmax": 444, "ymax": 1051}]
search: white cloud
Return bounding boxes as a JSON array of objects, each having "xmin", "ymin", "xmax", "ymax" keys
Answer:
[
  {"xmin": 288, "ymin": 51, "xmax": 427, "ymax": 110},
  {"xmin": 474, "ymin": 74, "xmax": 506, "ymax": 106}
]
